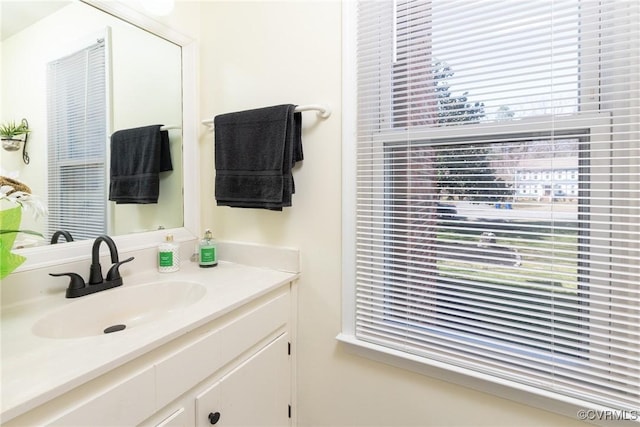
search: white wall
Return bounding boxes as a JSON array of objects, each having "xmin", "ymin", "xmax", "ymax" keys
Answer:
[{"xmin": 194, "ymin": 2, "xmax": 588, "ymax": 426}]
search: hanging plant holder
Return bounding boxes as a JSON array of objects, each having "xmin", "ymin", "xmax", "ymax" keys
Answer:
[
  {"xmin": 2, "ymin": 138, "xmax": 22, "ymax": 151},
  {"xmin": 0, "ymin": 118, "xmax": 30, "ymax": 164}
]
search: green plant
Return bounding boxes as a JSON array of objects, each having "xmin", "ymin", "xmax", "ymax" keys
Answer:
[
  {"xmin": 0, "ymin": 178, "xmax": 47, "ymax": 278},
  {"xmin": 0, "ymin": 120, "xmax": 30, "ymax": 139}
]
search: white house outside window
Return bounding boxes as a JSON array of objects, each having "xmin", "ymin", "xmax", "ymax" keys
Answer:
[{"xmin": 341, "ymin": 0, "xmax": 639, "ymax": 420}]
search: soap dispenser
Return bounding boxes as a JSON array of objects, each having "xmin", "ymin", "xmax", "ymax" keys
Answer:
[
  {"xmin": 199, "ymin": 229, "xmax": 218, "ymax": 268},
  {"xmin": 158, "ymin": 234, "xmax": 180, "ymax": 273}
]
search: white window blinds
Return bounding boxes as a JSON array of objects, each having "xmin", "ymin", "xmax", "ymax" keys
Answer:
[
  {"xmin": 47, "ymin": 39, "xmax": 108, "ymax": 241},
  {"xmin": 350, "ymin": 0, "xmax": 639, "ymax": 415}
]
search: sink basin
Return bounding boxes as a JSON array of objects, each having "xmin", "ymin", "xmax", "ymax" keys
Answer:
[{"xmin": 32, "ymin": 281, "xmax": 207, "ymax": 339}]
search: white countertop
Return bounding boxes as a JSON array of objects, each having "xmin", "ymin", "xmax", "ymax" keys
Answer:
[{"xmin": 0, "ymin": 260, "xmax": 298, "ymax": 422}]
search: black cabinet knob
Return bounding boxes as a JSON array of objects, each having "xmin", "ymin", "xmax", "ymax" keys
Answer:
[{"xmin": 208, "ymin": 411, "xmax": 221, "ymax": 425}]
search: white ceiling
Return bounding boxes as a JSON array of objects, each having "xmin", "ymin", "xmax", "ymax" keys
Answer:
[{"xmin": 1, "ymin": 1, "xmax": 70, "ymax": 41}]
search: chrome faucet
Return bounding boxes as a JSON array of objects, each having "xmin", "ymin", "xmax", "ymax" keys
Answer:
[{"xmin": 50, "ymin": 235, "xmax": 134, "ymax": 298}]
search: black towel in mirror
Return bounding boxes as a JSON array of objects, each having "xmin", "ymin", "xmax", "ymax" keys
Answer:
[
  {"xmin": 108, "ymin": 124, "xmax": 173, "ymax": 204},
  {"xmin": 214, "ymin": 104, "xmax": 302, "ymax": 210}
]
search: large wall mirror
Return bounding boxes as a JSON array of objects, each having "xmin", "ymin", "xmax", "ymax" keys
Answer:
[{"xmin": 1, "ymin": 0, "xmax": 199, "ymax": 269}]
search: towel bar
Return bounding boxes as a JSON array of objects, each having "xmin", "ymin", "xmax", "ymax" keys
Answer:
[
  {"xmin": 293, "ymin": 104, "xmax": 332, "ymax": 118},
  {"xmin": 110, "ymin": 124, "xmax": 180, "ymax": 136},
  {"xmin": 201, "ymin": 104, "xmax": 331, "ymax": 130}
]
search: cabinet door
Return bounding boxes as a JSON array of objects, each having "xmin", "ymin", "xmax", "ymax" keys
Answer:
[{"xmin": 195, "ymin": 334, "xmax": 290, "ymax": 427}]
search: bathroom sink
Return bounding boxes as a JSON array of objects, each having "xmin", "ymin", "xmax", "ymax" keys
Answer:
[{"xmin": 32, "ymin": 281, "xmax": 207, "ymax": 339}]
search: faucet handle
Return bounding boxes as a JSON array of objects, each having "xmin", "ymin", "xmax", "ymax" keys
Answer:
[
  {"xmin": 49, "ymin": 272, "xmax": 86, "ymax": 297},
  {"xmin": 106, "ymin": 256, "xmax": 135, "ymax": 282}
]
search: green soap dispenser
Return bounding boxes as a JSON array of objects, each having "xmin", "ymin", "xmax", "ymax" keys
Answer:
[
  {"xmin": 158, "ymin": 234, "xmax": 179, "ymax": 273},
  {"xmin": 199, "ymin": 229, "xmax": 218, "ymax": 268}
]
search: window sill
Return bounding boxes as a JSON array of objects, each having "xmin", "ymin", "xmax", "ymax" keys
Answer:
[{"xmin": 336, "ymin": 333, "xmax": 626, "ymax": 426}]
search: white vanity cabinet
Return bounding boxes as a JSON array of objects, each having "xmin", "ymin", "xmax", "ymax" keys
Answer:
[{"xmin": 3, "ymin": 283, "xmax": 295, "ymax": 427}]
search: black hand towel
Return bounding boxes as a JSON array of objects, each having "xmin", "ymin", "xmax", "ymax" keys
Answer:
[
  {"xmin": 214, "ymin": 104, "xmax": 302, "ymax": 210},
  {"xmin": 108, "ymin": 124, "xmax": 173, "ymax": 204}
]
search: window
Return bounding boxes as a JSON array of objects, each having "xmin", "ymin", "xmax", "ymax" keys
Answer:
[
  {"xmin": 342, "ymin": 0, "xmax": 639, "ymax": 418},
  {"xmin": 47, "ymin": 37, "xmax": 108, "ymax": 241}
]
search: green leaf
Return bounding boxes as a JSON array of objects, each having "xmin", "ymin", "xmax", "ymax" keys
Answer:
[
  {"xmin": 0, "ymin": 229, "xmax": 44, "ymax": 237},
  {"xmin": 0, "ymin": 244, "xmax": 26, "ymax": 279},
  {"xmin": 0, "ymin": 206, "xmax": 26, "ymax": 279}
]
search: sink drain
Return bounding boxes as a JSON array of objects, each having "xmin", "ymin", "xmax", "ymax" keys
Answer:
[{"xmin": 103, "ymin": 324, "xmax": 126, "ymax": 334}]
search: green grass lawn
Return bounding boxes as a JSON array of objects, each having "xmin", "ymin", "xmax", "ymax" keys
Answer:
[{"xmin": 436, "ymin": 220, "xmax": 580, "ymax": 293}]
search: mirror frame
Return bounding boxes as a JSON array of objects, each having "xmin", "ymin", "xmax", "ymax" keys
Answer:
[{"xmin": 14, "ymin": 0, "xmax": 200, "ymax": 271}]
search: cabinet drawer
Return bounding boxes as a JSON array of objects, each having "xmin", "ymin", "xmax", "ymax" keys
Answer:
[
  {"xmin": 49, "ymin": 366, "xmax": 155, "ymax": 426},
  {"xmin": 216, "ymin": 290, "xmax": 290, "ymax": 369},
  {"xmin": 155, "ymin": 288, "xmax": 290, "ymax": 407}
]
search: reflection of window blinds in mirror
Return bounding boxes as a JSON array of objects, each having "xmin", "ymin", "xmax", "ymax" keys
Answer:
[{"xmin": 47, "ymin": 38, "xmax": 108, "ymax": 241}]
